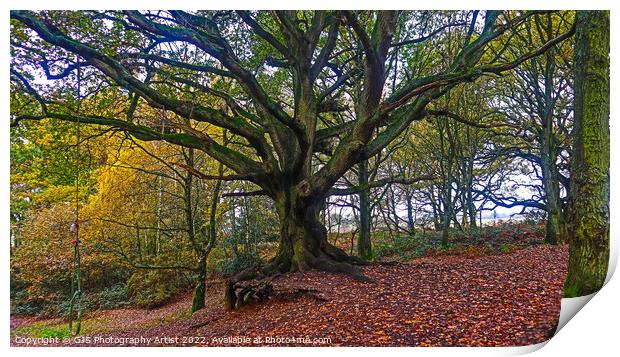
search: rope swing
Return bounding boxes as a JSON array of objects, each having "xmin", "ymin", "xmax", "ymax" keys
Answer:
[{"xmin": 68, "ymin": 58, "xmax": 83, "ymax": 336}]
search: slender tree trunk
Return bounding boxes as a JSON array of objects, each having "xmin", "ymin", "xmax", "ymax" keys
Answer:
[
  {"xmin": 451, "ymin": 206, "xmax": 463, "ymax": 232},
  {"xmin": 242, "ymin": 190, "xmax": 253, "ymax": 253},
  {"xmin": 406, "ymin": 191, "xmax": 416, "ymax": 236},
  {"xmin": 356, "ymin": 160, "xmax": 373, "ymax": 260},
  {"xmin": 559, "ymin": 203, "xmax": 569, "ymax": 244},
  {"xmin": 155, "ymin": 175, "xmax": 162, "ymax": 254},
  {"xmin": 540, "ymin": 103, "xmax": 562, "ymax": 245},
  {"xmin": 466, "ymin": 182, "xmax": 478, "ymax": 239},
  {"xmin": 389, "ymin": 187, "xmax": 401, "ymax": 233},
  {"xmin": 135, "ymin": 227, "xmax": 142, "ymax": 261},
  {"xmin": 539, "ymin": 28, "xmax": 564, "ymax": 246},
  {"xmin": 438, "ymin": 119, "xmax": 453, "ymax": 248},
  {"xmin": 192, "ymin": 162, "xmax": 224, "ymax": 312},
  {"xmin": 432, "ymin": 202, "xmax": 441, "ymax": 231},
  {"xmin": 182, "ymin": 149, "xmax": 205, "ymax": 313},
  {"xmin": 540, "ymin": 144, "xmax": 561, "ymax": 245},
  {"xmin": 441, "ymin": 171, "xmax": 453, "ymax": 248},
  {"xmin": 465, "ymin": 130, "xmax": 478, "ymax": 240},
  {"xmin": 459, "ymin": 182, "xmax": 467, "ymax": 228},
  {"xmin": 564, "ymin": 10, "xmax": 610, "ymax": 297},
  {"xmin": 192, "ymin": 252, "xmax": 207, "ymax": 312},
  {"xmin": 441, "ymin": 196, "xmax": 450, "ymax": 248}
]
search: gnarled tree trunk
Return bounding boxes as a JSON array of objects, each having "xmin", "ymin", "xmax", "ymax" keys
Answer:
[
  {"xmin": 225, "ymin": 183, "xmax": 367, "ymax": 309},
  {"xmin": 268, "ymin": 186, "xmax": 364, "ymax": 278}
]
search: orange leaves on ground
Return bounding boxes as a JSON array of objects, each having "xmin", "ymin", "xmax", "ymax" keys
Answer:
[{"xmin": 30, "ymin": 244, "xmax": 568, "ymax": 347}]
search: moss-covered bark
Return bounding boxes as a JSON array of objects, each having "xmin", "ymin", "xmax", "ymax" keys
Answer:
[
  {"xmin": 191, "ymin": 254, "xmax": 207, "ymax": 312},
  {"xmin": 262, "ymin": 185, "xmax": 365, "ymax": 279},
  {"xmin": 564, "ymin": 10, "xmax": 610, "ymax": 297}
]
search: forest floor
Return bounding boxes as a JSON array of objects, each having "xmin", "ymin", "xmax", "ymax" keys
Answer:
[{"xmin": 11, "ymin": 244, "xmax": 568, "ymax": 347}]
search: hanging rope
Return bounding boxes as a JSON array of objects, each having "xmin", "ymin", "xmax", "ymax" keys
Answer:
[{"xmin": 68, "ymin": 58, "xmax": 83, "ymax": 336}]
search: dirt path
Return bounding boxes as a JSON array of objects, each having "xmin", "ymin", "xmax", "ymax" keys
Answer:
[{"xmin": 11, "ymin": 245, "xmax": 568, "ymax": 347}]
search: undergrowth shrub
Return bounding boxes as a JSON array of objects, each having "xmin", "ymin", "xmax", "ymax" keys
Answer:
[
  {"xmin": 215, "ymin": 252, "xmax": 264, "ymax": 276},
  {"xmin": 127, "ymin": 270, "xmax": 181, "ymax": 308},
  {"xmin": 10, "ymin": 288, "xmax": 39, "ymax": 315},
  {"xmin": 95, "ymin": 284, "xmax": 130, "ymax": 309},
  {"xmin": 55, "ymin": 284, "xmax": 130, "ymax": 316}
]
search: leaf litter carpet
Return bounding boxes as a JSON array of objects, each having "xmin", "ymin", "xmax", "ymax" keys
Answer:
[{"xmin": 17, "ymin": 245, "xmax": 568, "ymax": 347}]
